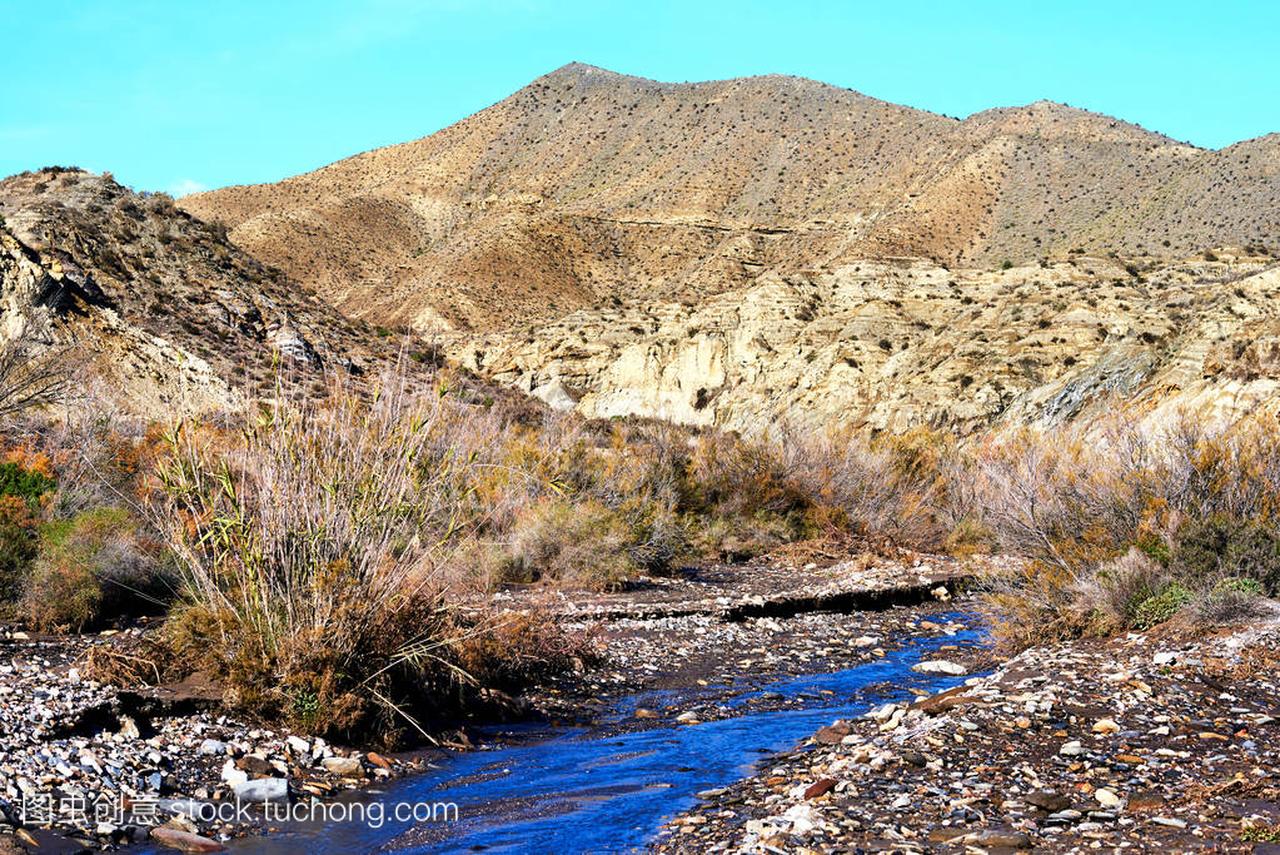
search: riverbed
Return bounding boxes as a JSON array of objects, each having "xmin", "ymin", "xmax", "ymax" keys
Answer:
[{"xmin": 175, "ymin": 619, "xmax": 987, "ymax": 853}]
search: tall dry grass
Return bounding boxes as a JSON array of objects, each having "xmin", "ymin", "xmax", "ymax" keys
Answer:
[{"xmin": 153, "ymin": 371, "xmax": 518, "ymax": 737}]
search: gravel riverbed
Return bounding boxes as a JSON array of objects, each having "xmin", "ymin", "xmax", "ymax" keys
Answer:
[{"xmin": 653, "ymin": 610, "xmax": 1280, "ymax": 853}]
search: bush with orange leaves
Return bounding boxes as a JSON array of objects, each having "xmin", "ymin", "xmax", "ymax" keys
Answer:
[{"xmin": 0, "ymin": 408, "xmax": 170, "ymax": 630}]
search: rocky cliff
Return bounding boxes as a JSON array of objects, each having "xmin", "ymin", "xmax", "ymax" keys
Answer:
[
  {"xmin": 445, "ymin": 254, "xmax": 1280, "ymax": 434},
  {"xmin": 0, "ymin": 168, "xmax": 388, "ymax": 415}
]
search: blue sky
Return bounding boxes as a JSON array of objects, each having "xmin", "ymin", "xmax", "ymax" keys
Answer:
[{"xmin": 2, "ymin": 0, "xmax": 1276, "ymax": 195}]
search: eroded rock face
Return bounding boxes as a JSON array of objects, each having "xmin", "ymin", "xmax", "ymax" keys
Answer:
[{"xmin": 449, "ymin": 256, "xmax": 1280, "ymax": 434}]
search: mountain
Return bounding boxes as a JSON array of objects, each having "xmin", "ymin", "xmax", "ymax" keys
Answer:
[
  {"xmin": 184, "ymin": 63, "xmax": 1279, "ymax": 336},
  {"xmin": 0, "ymin": 168, "xmax": 393, "ymax": 414}
]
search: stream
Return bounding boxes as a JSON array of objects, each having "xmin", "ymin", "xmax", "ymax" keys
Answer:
[{"xmin": 141, "ymin": 618, "xmax": 987, "ymax": 853}]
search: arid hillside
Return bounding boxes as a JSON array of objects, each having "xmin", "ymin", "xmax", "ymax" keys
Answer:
[
  {"xmin": 0, "ymin": 168, "xmax": 395, "ymax": 414},
  {"xmin": 185, "ymin": 63, "xmax": 1279, "ymax": 333}
]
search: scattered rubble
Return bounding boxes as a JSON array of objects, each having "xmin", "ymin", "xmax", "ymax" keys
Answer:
[
  {"xmin": 0, "ymin": 630, "xmax": 413, "ymax": 851},
  {"xmin": 653, "ymin": 616, "xmax": 1280, "ymax": 853}
]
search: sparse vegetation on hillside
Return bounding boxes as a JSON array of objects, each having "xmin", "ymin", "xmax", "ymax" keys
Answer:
[{"xmin": 183, "ymin": 64, "xmax": 1280, "ymax": 334}]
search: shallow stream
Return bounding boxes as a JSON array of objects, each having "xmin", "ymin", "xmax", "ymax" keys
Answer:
[{"xmin": 181, "ymin": 619, "xmax": 987, "ymax": 853}]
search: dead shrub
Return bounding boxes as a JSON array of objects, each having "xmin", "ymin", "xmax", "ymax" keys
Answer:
[
  {"xmin": 979, "ymin": 413, "xmax": 1280, "ymax": 647},
  {"xmin": 1190, "ymin": 577, "xmax": 1272, "ymax": 627},
  {"xmin": 504, "ymin": 497, "xmax": 637, "ymax": 589}
]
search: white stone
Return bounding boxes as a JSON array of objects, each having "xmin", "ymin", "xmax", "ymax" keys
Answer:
[
  {"xmin": 912, "ymin": 660, "xmax": 967, "ymax": 676},
  {"xmin": 232, "ymin": 777, "xmax": 289, "ymax": 803},
  {"xmin": 220, "ymin": 759, "xmax": 248, "ymax": 786}
]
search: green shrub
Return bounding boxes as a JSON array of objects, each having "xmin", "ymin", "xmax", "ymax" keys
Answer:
[
  {"xmin": 0, "ymin": 461, "xmax": 54, "ymax": 502},
  {"xmin": 1212, "ymin": 576, "xmax": 1264, "ymax": 597},
  {"xmin": 1134, "ymin": 531, "xmax": 1171, "ymax": 566},
  {"xmin": 1171, "ymin": 516, "xmax": 1280, "ymax": 593},
  {"xmin": 0, "ymin": 497, "xmax": 39, "ymax": 604},
  {"xmin": 0, "ymin": 459, "xmax": 53, "ymax": 605},
  {"xmin": 20, "ymin": 507, "xmax": 156, "ymax": 632},
  {"xmin": 1131, "ymin": 582, "xmax": 1191, "ymax": 629}
]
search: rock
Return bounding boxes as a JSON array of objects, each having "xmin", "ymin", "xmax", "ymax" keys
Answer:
[
  {"xmin": 911, "ymin": 660, "xmax": 966, "ymax": 676},
  {"xmin": 231, "ymin": 777, "xmax": 289, "ymax": 803},
  {"xmin": 899, "ymin": 749, "xmax": 927, "ymax": 767},
  {"xmin": 1095, "ymin": 788, "xmax": 1123, "ymax": 808},
  {"xmin": 912, "ymin": 684, "xmax": 975, "ymax": 715},
  {"xmin": 1026, "ymin": 790, "xmax": 1073, "ymax": 812},
  {"xmin": 198, "ymin": 739, "xmax": 228, "ymax": 756},
  {"xmin": 149, "ymin": 827, "xmax": 225, "ymax": 853},
  {"xmin": 118, "ymin": 715, "xmax": 141, "ymax": 740},
  {"xmin": 321, "ymin": 756, "xmax": 363, "ymax": 777},
  {"xmin": 814, "ymin": 721, "xmax": 851, "ymax": 744},
  {"xmin": 782, "ymin": 803, "xmax": 819, "ymax": 835},
  {"xmin": 220, "ymin": 759, "xmax": 247, "ymax": 786},
  {"xmin": 236, "ymin": 755, "xmax": 277, "ymax": 776},
  {"xmin": 953, "ymin": 829, "xmax": 1032, "ymax": 848},
  {"xmin": 675, "ymin": 711, "xmax": 701, "ymax": 724},
  {"xmin": 13, "ymin": 828, "xmax": 89, "ymax": 854},
  {"xmin": 1152, "ymin": 816, "xmax": 1188, "ymax": 828},
  {"xmin": 803, "ymin": 778, "xmax": 838, "ymax": 799},
  {"xmin": 366, "ymin": 752, "xmax": 393, "ymax": 770},
  {"xmin": 1059, "ymin": 740, "xmax": 1086, "ymax": 756},
  {"xmin": 285, "ymin": 735, "xmax": 310, "ymax": 755},
  {"xmin": 1093, "ymin": 718, "xmax": 1120, "ymax": 734},
  {"xmin": 634, "ymin": 708, "xmax": 660, "ymax": 719}
]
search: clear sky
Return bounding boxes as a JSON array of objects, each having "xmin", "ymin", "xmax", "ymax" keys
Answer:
[{"xmin": 2, "ymin": 0, "xmax": 1276, "ymax": 196}]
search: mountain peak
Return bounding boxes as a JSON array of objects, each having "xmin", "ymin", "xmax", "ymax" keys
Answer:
[{"xmin": 182, "ymin": 66, "xmax": 1279, "ymax": 334}]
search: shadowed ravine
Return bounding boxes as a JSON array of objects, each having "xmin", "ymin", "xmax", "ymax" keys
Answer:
[{"xmin": 134, "ymin": 620, "xmax": 987, "ymax": 854}]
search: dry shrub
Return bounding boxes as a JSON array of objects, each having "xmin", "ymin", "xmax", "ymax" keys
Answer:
[
  {"xmin": 979, "ymin": 412, "xmax": 1280, "ymax": 648},
  {"xmin": 504, "ymin": 497, "xmax": 637, "ymax": 588},
  {"xmin": 455, "ymin": 609, "xmax": 600, "ymax": 692},
  {"xmin": 152, "ymin": 372, "xmax": 505, "ymax": 739},
  {"xmin": 459, "ymin": 417, "xmax": 692, "ymax": 586},
  {"xmin": 789, "ymin": 426, "xmax": 959, "ymax": 550},
  {"xmin": 1191, "ymin": 577, "xmax": 1272, "ymax": 628},
  {"xmin": 1074, "ymin": 549, "xmax": 1169, "ymax": 633},
  {"xmin": 983, "ymin": 561, "xmax": 1092, "ymax": 650},
  {"xmin": 0, "ymin": 403, "xmax": 171, "ymax": 628},
  {"xmin": 21, "ymin": 507, "xmax": 162, "ymax": 632},
  {"xmin": 83, "ymin": 638, "xmax": 168, "ymax": 687}
]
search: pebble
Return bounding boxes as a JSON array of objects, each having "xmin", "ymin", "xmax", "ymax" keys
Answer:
[{"xmin": 231, "ymin": 777, "xmax": 289, "ymax": 803}]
